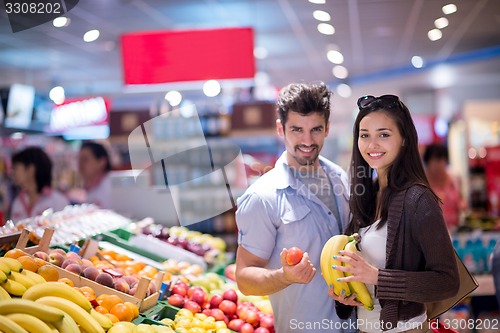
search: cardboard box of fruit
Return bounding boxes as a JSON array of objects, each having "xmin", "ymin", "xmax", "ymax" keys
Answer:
[{"xmin": 15, "ymin": 228, "xmax": 162, "ymax": 311}]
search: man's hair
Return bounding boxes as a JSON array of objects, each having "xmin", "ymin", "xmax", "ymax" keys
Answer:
[
  {"xmin": 423, "ymin": 143, "xmax": 449, "ymax": 165},
  {"xmin": 276, "ymin": 82, "xmax": 332, "ymax": 126},
  {"xmin": 80, "ymin": 141, "xmax": 112, "ymax": 172}
]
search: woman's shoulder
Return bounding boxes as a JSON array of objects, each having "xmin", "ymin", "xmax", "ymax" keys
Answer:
[{"xmin": 403, "ymin": 184, "xmax": 439, "ymax": 210}]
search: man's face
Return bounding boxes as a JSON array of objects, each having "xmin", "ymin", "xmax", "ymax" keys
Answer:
[{"xmin": 277, "ymin": 111, "xmax": 329, "ymax": 169}]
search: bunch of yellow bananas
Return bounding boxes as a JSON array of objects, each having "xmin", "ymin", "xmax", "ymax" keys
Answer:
[
  {"xmin": 0, "ymin": 257, "xmax": 44, "ymax": 298},
  {"xmin": 0, "ymin": 257, "xmax": 114, "ymax": 333},
  {"xmin": 320, "ymin": 233, "xmax": 374, "ymax": 310}
]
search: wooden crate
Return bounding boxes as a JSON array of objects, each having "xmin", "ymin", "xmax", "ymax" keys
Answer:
[{"xmin": 16, "ymin": 228, "xmax": 163, "ymax": 311}]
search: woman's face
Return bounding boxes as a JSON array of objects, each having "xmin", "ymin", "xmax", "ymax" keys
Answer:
[
  {"xmin": 78, "ymin": 148, "xmax": 104, "ymax": 180},
  {"xmin": 358, "ymin": 111, "xmax": 404, "ymax": 177},
  {"xmin": 11, "ymin": 162, "xmax": 34, "ymax": 188}
]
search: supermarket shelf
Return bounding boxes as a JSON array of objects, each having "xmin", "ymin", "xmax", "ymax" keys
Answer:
[{"xmin": 97, "ymin": 240, "xmax": 165, "ymax": 270}]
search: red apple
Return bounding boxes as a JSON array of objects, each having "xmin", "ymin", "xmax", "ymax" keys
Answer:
[
  {"xmin": 171, "ymin": 283, "xmax": 188, "ymax": 297},
  {"xmin": 190, "ymin": 290, "xmax": 206, "ymax": 306},
  {"xmin": 237, "ymin": 304, "xmax": 249, "ymax": 321},
  {"xmin": 241, "ymin": 323, "xmax": 255, "ymax": 333},
  {"xmin": 224, "ymin": 263, "xmax": 236, "ymax": 281},
  {"xmin": 187, "ymin": 286, "xmax": 204, "ymax": 298},
  {"xmin": 255, "ymin": 328, "xmax": 271, "ymax": 333},
  {"xmin": 219, "ymin": 300, "xmax": 237, "ymax": 318},
  {"xmin": 167, "ymin": 294, "xmax": 185, "ymax": 308},
  {"xmin": 246, "ymin": 310, "xmax": 260, "ymax": 327},
  {"xmin": 260, "ymin": 314, "xmax": 274, "ymax": 329},
  {"xmin": 183, "ymin": 300, "xmax": 201, "ymax": 314},
  {"xmin": 210, "ymin": 308, "xmax": 225, "ymax": 321},
  {"xmin": 228, "ymin": 319, "xmax": 245, "ymax": 332},
  {"xmin": 209, "ymin": 294, "xmax": 224, "ymax": 309},
  {"xmin": 286, "ymin": 247, "xmax": 303, "ymax": 266},
  {"xmin": 223, "ymin": 289, "xmax": 238, "ymax": 303}
]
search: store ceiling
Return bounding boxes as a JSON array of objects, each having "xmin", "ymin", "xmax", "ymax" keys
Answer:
[{"xmin": 0, "ymin": 0, "xmax": 499, "ymax": 107}]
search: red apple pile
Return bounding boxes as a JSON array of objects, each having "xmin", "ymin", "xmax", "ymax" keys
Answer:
[{"xmin": 167, "ymin": 282, "xmax": 275, "ymax": 333}]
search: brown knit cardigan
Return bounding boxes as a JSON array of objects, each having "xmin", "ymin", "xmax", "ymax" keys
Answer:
[{"xmin": 336, "ymin": 184, "xmax": 460, "ymax": 330}]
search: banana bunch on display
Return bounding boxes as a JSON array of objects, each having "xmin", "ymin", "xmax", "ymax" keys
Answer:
[
  {"xmin": 0, "ymin": 257, "xmax": 39, "ymax": 298},
  {"xmin": 320, "ymin": 233, "xmax": 374, "ymax": 310},
  {"xmin": 0, "ymin": 278, "xmax": 113, "ymax": 332}
]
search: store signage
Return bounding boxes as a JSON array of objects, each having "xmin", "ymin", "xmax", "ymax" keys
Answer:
[
  {"xmin": 121, "ymin": 27, "xmax": 255, "ymax": 85},
  {"xmin": 49, "ymin": 97, "xmax": 109, "ymax": 132}
]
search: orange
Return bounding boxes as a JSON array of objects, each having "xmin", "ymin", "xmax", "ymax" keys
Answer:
[
  {"xmin": 110, "ymin": 303, "xmax": 134, "ymax": 322},
  {"xmin": 57, "ymin": 277, "xmax": 74, "ymax": 287},
  {"xmin": 37, "ymin": 264, "xmax": 59, "ymax": 281},
  {"xmin": 33, "ymin": 257, "xmax": 47, "ymax": 269},
  {"xmin": 115, "ymin": 253, "xmax": 131, "ymax": 262},
  {"xmin": 123, "ymin": 302, "xmax": 139, "ymax": 319},
  {"xmin": 104, "ymin": 313, "xmax": 119, "ymax": 324},
  {"xmin": 4, "ymin": 249, "xmax": 27, "ymax": 259},
  {"xmin": 98, "ymin": 294, "xmax": 123, "ymax": 311},
  {"xmin": 17, "ymin": 255, "xmax": 39, "ymax": 272},
  {"xmin": 94, "ymin": 305, "xmax": 109, "ymax": 315},
  {"xmin": 80, "ymin": 286, "xmax": 96, "ymax": 298}
]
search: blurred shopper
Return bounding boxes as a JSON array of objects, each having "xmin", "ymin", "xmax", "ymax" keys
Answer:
[
  {"xmin": 423, "ymin": 143, "xmax": 467, "ymax": 233},
  {"xmin": 10, "ymin": 147, "xmax": 69, "ymax": 221},
  {"xmin": 331, "ymin": 95, "xmax": 459, "ymax": 332},
  {"xmin": 76, "ymin": 141, "xmax": 112, "ymax": 209},
  {"xmin": 492, "ymin": 241, "xmax": 500, "ymax": 307},
  {"xmin": 235, "ymin": 82, "xmax": 354, "ymax": 332}
]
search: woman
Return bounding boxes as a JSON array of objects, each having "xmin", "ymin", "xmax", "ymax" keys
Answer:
[
  {"xmin": 77, "ymin": 141, "xmax": 112, "ymax": 209},
  {"xmin": 330, "ymin": 95, "xmax": 459, "ymax": 332},
  {"xmin": 10, "ymin": 147, "xmax": 69, "ymax": 221},
  {"xmin": 423, "ymin": 143, "xmax": 466, "ymax": 233}
]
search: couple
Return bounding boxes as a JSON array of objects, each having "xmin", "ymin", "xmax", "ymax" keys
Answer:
[{"xmin": 235, "ymin": 82, "xmax": 459, "ymax": 332}]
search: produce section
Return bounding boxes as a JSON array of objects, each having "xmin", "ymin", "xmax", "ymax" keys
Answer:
[{"xmin": 0, "ymin": 206, "xmax": 274, "ymax": 333}]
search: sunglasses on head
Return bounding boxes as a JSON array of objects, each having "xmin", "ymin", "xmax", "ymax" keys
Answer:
[{"xmin": 357, "ymin": 95, "xmax": 401, "ymax": 110}]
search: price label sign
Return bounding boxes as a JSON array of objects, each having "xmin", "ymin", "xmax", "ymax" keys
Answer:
[{"xmin": 3, "ymin": 0, "xmax": 79, "ymax": 32}]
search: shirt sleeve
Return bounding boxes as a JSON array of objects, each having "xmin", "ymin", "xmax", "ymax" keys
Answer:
[{"xmin": 236, "ymin": 191, "xmax": 278, "ymax": 261}]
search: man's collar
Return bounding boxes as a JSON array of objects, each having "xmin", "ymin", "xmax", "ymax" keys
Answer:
[{"xmin": 275, "ymin": 152, "xmax": 328, "ymax": 190}]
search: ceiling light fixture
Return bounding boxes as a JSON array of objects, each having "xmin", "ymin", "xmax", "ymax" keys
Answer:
[
  {"xmin": 411, "ymin": 56, "xmax": 424, "ymax": 68},
  {"xmin": 83, "ymin": 29, "xmax": 100, "ymax": 42},
  {"xmin": 53, "ymin": 16, "xmax": 69, "ymax": 28},
  {"xmin": 317, "ymin": 23, "xmax": 335, "ymax": 35},
  {"xmin": 434, "ymin": 17, "xmax": 449, "ymax": 29},
  {"xmin": 442, "ymin": 4, "xmax": 457, "ymax": 15},
  {"xmin": 332, "ymin": 65, "xmax": 348, "ymax": 79},
  {"xmin": 313, "ymin": 10, "xmax": 331, "ymax": 22},
  {"xmin": 165, "ymin": 90, "xmax": 182, "ymax": 107},
  {"xmin": 253, "ymin": 47, "xmax": 268, "ymax": 59},
  {"xmin": 327, "ymin": 50, "xmax": 344, "ymax": 64},
  {"xmin": 336, "ymin": 83, "xmax": 352, "ymax": 98},
  {"xmin": 49, "ymin": 86, "xmax": 65, "ymax": 105},
  {"xmin": 427, "ymin": 29, "xmax": 442, "ymax": 41},
  {"xmin": 203, "ymin": 80, "xmax": 221, "ymax": 97},
  {"xmin": 308, "ymin": 0, "xmax": 326, "ymax": 4}
]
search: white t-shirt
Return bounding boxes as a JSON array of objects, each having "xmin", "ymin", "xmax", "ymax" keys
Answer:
[
  {"xmin": 10, "ymin": 189, "xmax": 69, "ymax": 222},
  {"xmin": 358, "ymin": 220, "xmax": 427, "ymax": 333}
]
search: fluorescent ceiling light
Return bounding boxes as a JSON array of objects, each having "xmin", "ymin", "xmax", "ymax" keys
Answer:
[
  {"xmin": 317, "ymin": 23, "xmax": 335, "ymax": 35},
  {"xmin": 53, "ymin": 17, "xmax": 69, "ymax": 28},
  {"xmin": 411, "ymin": 56, "xmax": 424, "ymax": 68},
  {"xmin": 83, "ymin": 29, "xmax": 100, "ymax": 42},
  {"xmin": 332, "ymin": 65, "xmax": 348, "ymax": 79},
  {"xmin": 165, "ymin": 91, "xmax": 182, "ymax": 107},
  {"xmin": 434, "ymin": 17, "xmax": 449, "ymax": 29},
  {"xmin": 428, "ymin": 29, "xmax": 442, "ymax": 41},
  {"xmin": 253, "ymin": 47, "xmax": 268, "ymax": 59},
  {"xmin": 442, "ymin": 4, "xmax": 457, "ymax": 15},
  {"xmin": 309, "ymin": 0, "xmax": 326, "ymax": 4},
  {"xmin": 313, "ymin": 10, "xmax": 331, "ymax": 22},
  {"xmin": 327, "ymin": 50, "xmax": 344, "ymax": 64}
]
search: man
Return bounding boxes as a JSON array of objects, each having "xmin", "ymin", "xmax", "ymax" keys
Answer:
[{"xmin": 235, "ymin": 82, "xmax": 353, "ymax": 332}]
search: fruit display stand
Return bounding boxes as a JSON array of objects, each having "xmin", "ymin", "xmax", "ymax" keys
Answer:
[{"xmin": 15, "ymin": 228, "xmax": 163, "ymax": 312}]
